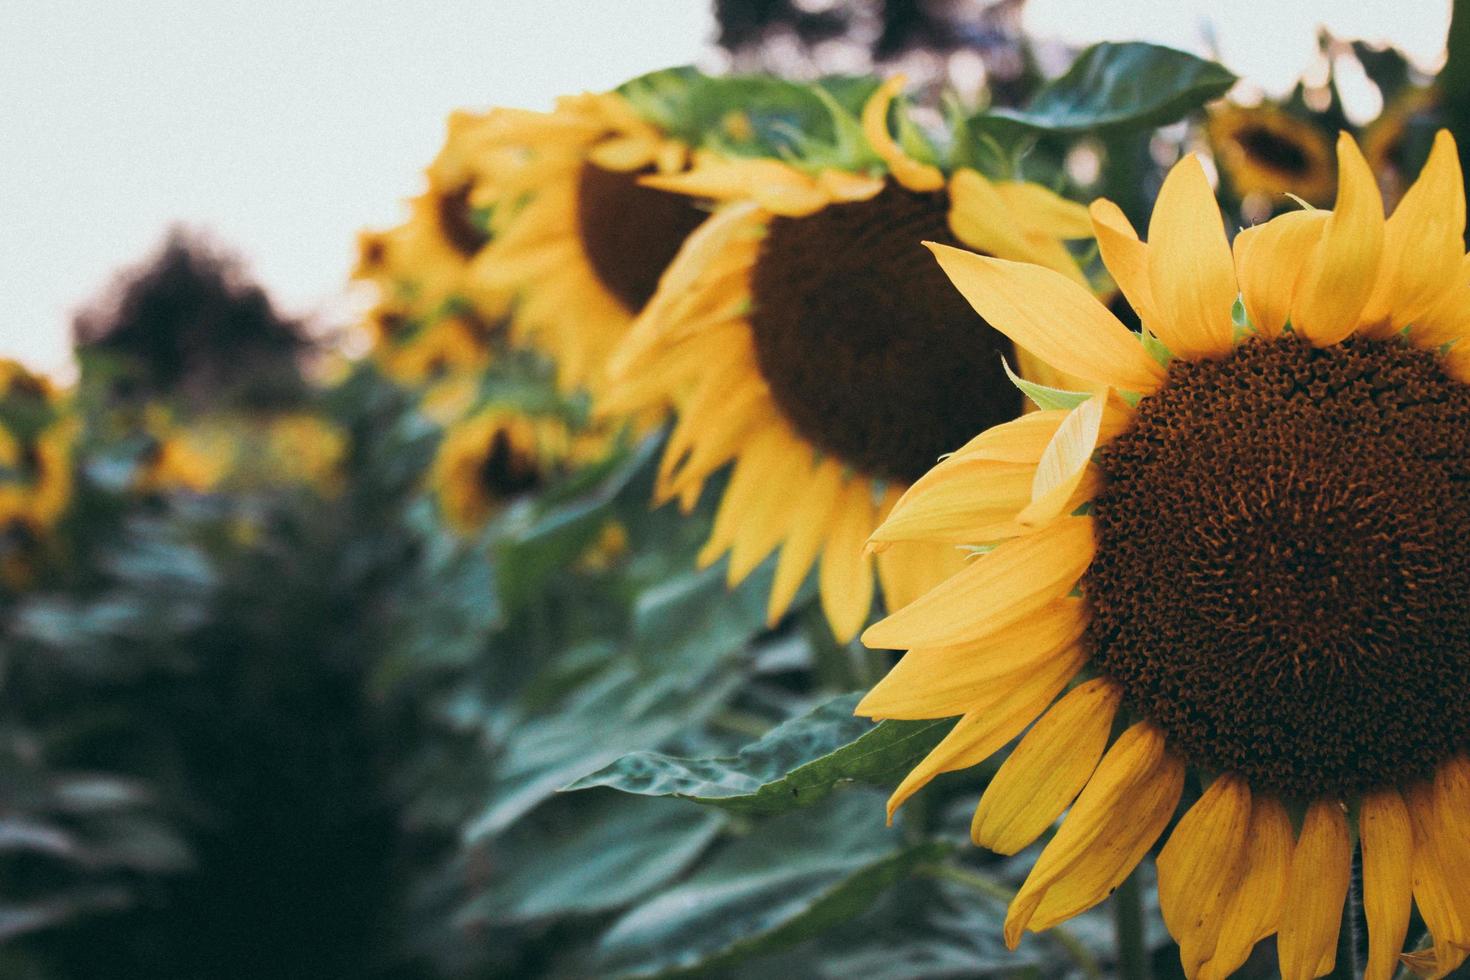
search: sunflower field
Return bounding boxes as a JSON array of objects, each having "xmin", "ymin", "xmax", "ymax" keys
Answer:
[{"xmin": 8, "ymin": 3, "xmax": 1470, "ymax": 979}]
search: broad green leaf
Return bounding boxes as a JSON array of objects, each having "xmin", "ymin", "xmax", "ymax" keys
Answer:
[
  {"xmin": 471, "ymin": 791, "xmax": 724, "ymax": 923},
  {"xmin": 594, "ymin": 790, "xmax": 947, "ymax": 977},
  {"xmin": 564, "ymin": 692, "xmax": 953, "ymax": 816},
  {"xmin": 984, "ymin": 42, "xmax": 1236, "ymax": 135}
]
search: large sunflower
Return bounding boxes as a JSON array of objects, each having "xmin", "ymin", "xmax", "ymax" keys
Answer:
[
  {"xmin": 1207, "ymin": 103, "xmax": 1337, "ymax": 207},
  {"xmin": 605, "ymin": 76, "xmax": 1100, "ymax": 642},
  {"xmin": 468, "ymin": 90, "xmax": 707, "ymax": 396},
  {"xmin": 859, "ymin": 131, "xmax": 1470, "ymax": 979}
]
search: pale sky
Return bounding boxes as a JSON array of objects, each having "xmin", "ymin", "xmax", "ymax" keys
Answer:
[{"xmin": 0, "ymin": 1, "xmax": 1453, "ymax": 379}]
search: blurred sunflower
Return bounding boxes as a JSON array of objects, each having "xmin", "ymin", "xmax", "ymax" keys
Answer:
[
  {"xmin": 353, "ymin": 111, "xmax": 508, "ymax": 327},
  {"xmin": 469, "ymin": 89, "xmax": 708, "ymax": 395},
  {"xmin": 1207, "ymin": 103, "xmax": 1336, "ymax": 206},
  {"xmin": 606, "ymin": 75, "xmax": 1100, "ymax": 642},
  {"xmin": 0, "ymin": 361, "xmax": 75, "ymax": 588},
  {"xmin": 430, "ymin": 408, "xmax": 573, "ymax": 534},
  {"xmin": 860, "ymin": 131, "xmax": 1470, "ymax": 980},
  {"xmin": 1364, "ymin": 86, "xmax": 1440, "ymax": 211},
  {"xmin": 134, "ymin": 423, "xmax": 235, "ymax": 495}
]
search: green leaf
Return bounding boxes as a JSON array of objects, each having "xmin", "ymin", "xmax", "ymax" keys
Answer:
[
  {"xmin": 983, "ymin": 42, "xmax": 1236, "ymax": 135},
  {"xmin": 1001, "ymin": 359, "xmax": 1093, "ymax": 411},
  {"xmin": 471, "ymin": 791, "xmax": 724, "ymax": 923},
  {"xmin": 564, "ymin": 693, "xmax": 953, "ymax": 816},
  {"xmin": 594, "ymin": 790, "xmax": 947, "ymax": 977}
]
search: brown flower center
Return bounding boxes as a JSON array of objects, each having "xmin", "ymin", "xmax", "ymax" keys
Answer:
[
  {"xmin": 1236, "ymin": 126, "xmax": 1313, "ymax": 176},
  {"xmin": 748, "ymin": 180, "xmax": 1020, "ymax": 484},
  {"xmin": 436, "ymin": 185, "xmax": 490, "ymax": 258},
  {"xmin": 575, "ymin": 163, "xmax": 707, "ymax": 314},
  {"xmin": 1086, "ymin": 334, "xmax": 1470, "ymax": 799},
  {"xmin": 478, "ymin": 429, "xmax": 542, "ymax": 498}
]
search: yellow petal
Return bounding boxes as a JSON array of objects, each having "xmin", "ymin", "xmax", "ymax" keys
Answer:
[
  {"xmin": 1090, "ymin": 199, "xmax": 1157, "ymax": 327},
  {"xmin": 1360, "ymin": 130, "xmax": 1465, "ymax": 337},
  {"xmin": 945, "ymin": 409, "xmax": 1073, "ymax": 463},
  {"xmin": 949, "ymin": 170, "xmax": 1089, "ymax": 284},
  {"xmin": 1146, "ymin": 153, "xmax": 1238, "ymax": 358},
  {"xmin": 856, "ymin": 597, "xmax": 1088, "ymax": 719},
  {"xmin": 819, "ymin": 477, "xmax": 878, "ymax": 643},
  {"xmin": 587, "ymin": 134, "xmax": 659, "ymax": 171},
  {"xmin": 698, "ymin": 425, "xmax": 787, "ymax": 568},
  {"xmin": 816, "ymin": 168, "xmax": 886, "ymax": 202},
  {"xmin": 1291, "ymin": 133, "xmax": 1386, "ymax": 346},
  {"xmin": 866, "ymin": 459, "xmax": 1037, "ymax": 551},
  {"xmin": 1005, "ymin": 723, "xmax": 1184, "ymax": 946},
  {"xmin": 997, "ymin": 181, "xmax": 1095, "ymax": 239},
  {"xmin": 1278, "ymin": 799, "xmax": 1352, "ymax": 980},
  {"xmin": 1407, "ymin": 779, "xmax": 1470, "ymax": 971},
  {"xmin": 929, "ymin": 244, "xmax": 1165, "ymax": 393},
  {"xmin": 971, "ymin": 677, "xmax": 1121, "ymax": 854},
  {"xmin": 861, "ymin": 516, "xmax": 1094, "ymax": 650},
  {"xmin": 726, "ymin": 435, "xmax": 805, "ymax": 584},
  {"xmin": 882, "ymin": 643, "xmax": 1085, "ymax": 819},
  {"xmin": 1156, "ymin": 775, "xmax": 1252, "ymax": 977},
  {"xmin": 1360, "ymin": 789, "xmax": 1414, "ymax": 980},
  {"xmin": 1198, "ymin": 796, "xmax": 1294, "ymax": 980},
  {"xmin": 861, "ymin": 75, "xmax": 945, "ymax": 192},
  {"xmin": 1018, "ymin": 391, "xmax": 1111, "ymax": 528},
  {"xmin": 767, "ymin": 458, "xmax": 843, "ymax": 625},
  {"xmin": 874, "ymin": 537, "xmax": 968, "ymax": 614},
  {"xmin": 1233, "ymin": 209, "xmax": 1329, "ymax": 339},
  {"xmin": 1415, "ymin": 252, "xmax": 1470, "ymax": 348}
]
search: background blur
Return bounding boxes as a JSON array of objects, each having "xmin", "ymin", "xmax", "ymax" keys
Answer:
[{"xmin": 0, "ymin": 0, "xmax": 1451, "ymax": 378}]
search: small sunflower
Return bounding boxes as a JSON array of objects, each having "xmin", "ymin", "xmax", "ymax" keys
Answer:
[
  {"xmin": 0, "ymin": 368, "xmax": 76, "ymax": 590},
  {"xmin": 606, "ymin": 75, "xmax": 1100, "ymax": 642},
  {"xmin": 1208, "ymin": 103, "xmax": 1336, "ymax": 206},
  {"xmin": 353, "ymin": 112, "xmax": 507, "ymax": 327},
  {"xmin": 430, "ymin": 408, "xmax": 572, "ymax": 534},
  {"xmin": 859, "ymin": 131, "xmax": 1470, "ymax": 979},
  {"xmin": 134, "ymin": 424, "xmax": 235, "ymax": 495},
  {"xmin": 468, "ymin": 90, "xmax": 707, "ymax": 395}
]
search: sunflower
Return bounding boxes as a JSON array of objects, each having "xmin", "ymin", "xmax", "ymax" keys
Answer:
[
  {"xmin": 1208, "ymin": 103, "xmax": 1336, "ymax": 206},
  {"xmin": 1364, "ymin": 87, "xmax": 1440, "ymax": 212},
  {"xmin": 605, "ymin": 75, "xmax": 1100, "ymax": 642},
  {"xmin": 0, "ymin": 379, "xmax": 76, "ymax": 590},
  {"xmin": 430, "ymin": 408, "xmax": 574, "ymax": 534},
  {"xmin": 859, "ymin": 130, "xmax": 1470, "ymax": 979},
  {"xmin": 468, "ymin": 90, "xmax": 707, "ymax": 396}
]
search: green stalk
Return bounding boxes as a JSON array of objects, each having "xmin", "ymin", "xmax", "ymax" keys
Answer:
[{"xmin": 1114, "ymin": 869, "xmax": 1151, "ymax": 980}]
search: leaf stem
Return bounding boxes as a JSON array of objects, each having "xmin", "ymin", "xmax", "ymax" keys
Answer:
[
  {"xmin": 921, "ymin": 862, "xmax": 1103, "ymax": 980},
  {"xmin": 1327, "ymin": 858, "xmax": 1363, "ymax": 980},
  {"xmin": 1114, "ymin": 869, "xmax": 1151, "ymax": 980}
]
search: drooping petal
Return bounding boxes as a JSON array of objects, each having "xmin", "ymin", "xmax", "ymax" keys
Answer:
[
  {"xmin": 949, "ymin": 170, "xmax": 1090, "ymax": 284},
  {"xmin": 861, "ymin": 75, "xmax": 945, "ymax": 192},
  {"xmin": 971, "ymin": 678, "xmax": 1121, "ymax": 854},
  {"xmin": 1359, "ymin": 130, "xmax": 1465, "ymax": 337},
  {"xmin": 1198, "ymin": 796, "xmax": 1294, "ymax": 980},
  {"xmin": 1360, "ymin": 789, "xmax": 1414, "ymax": 980},
  {"xmin": 856, "ymin": 597, "xmax": 1088, "ymax": 719},
  {"xmin": 861, "ymin": 516, "xmax": 1095, "ymax": 650},
  {"xmin": 1157, "ymin": 775, "xmax": 1252, "ymax": 977},
  {"xmin": 1090, "ymin": 199, "xmax": 1158, "ymax": 326},
  {"xmin": 819, "ymin": 476, "xmax": 878, "ymax": 643},
  {"xmin": 1004, "ymin": 723, "xmax": 1184, "ymax": 946},
  {"xmin": 883, "ymin": 643, "xmax": 1086, "ymax": 819},
  {"xmin": 1406, "ymin": 778, "xmax": 1470, "ymax": 975},
  {"xmin": 1146, "ymin": 153, "xmax": 1239, "ymax": 358},
  {"xmin": 866, "ymin": 459, "xmax": 1037, "ymax": 551},
  {"xmin": 1019, "ymin": 391, "xmax": 1110, "ymax": 528},
  {"xmin": 929, "ymin": 244, "xmax": 1165, "ymax": 393},
  {"xmin": 766, "ymin": 457, "xmax": 844, "ymax": 625},
  {"xmin": 1233, "ymin": 209, "xmax": 1328, "ymax": 339},
  {"xmin": 1278, "ymin": 799, "xmax": 1352, "ymax": 980},
  {"xmin": 1290, "ymin": 133, "xmax": 1386, "ymax": 346}
]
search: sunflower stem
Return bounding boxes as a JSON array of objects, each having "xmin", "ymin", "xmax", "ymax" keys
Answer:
[
  {"xmin": 1114, "ymin": 868, "xmax": 1151, "ymax": 980},
  {"xmin": 1328, "ymin": 860, "xmax": 1364, "ymax": 980},
  {"xmin": 922, "ymin": 863, "xmax": 1102, "ymax": 980}
]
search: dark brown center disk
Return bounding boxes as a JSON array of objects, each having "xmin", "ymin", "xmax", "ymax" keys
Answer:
[
  {"xmin": 575, "ymin": 163, "xmax": 708, "ymax": 314},
  {"xmin": 1237, "ymin": 126, "xmax": 1313, "ymax": 176},
  {"xmin": 436, "ymin": 186, "xmax": 491, "ymax": 258},
  {"xmin": 748, "ymin": 181, "xmax": 1020, "ymax": 484},
  {"xmin": 478, "ymin": 430, "xmax": 542, "ymax": 498},
  {"xmin": 1086, "ymin": 334, "xmax": 1470, "ymax": 799}
]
